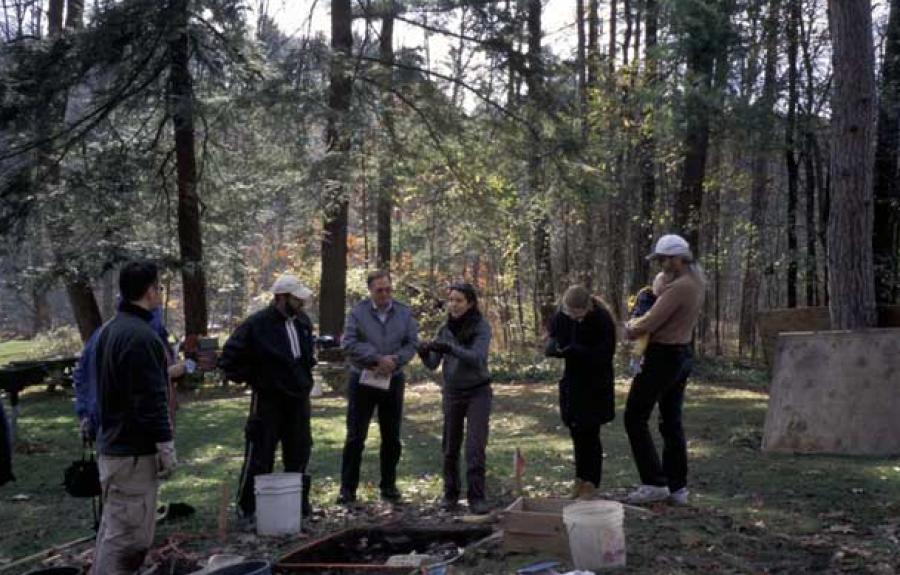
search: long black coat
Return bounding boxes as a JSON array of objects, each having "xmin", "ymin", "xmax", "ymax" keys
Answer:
[{"xmin": 545, "ymin": 303, "xmax": 617, "ymax": 428}]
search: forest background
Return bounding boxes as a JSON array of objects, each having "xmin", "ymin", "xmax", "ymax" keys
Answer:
[{"xmin": 1, "ymin": 0, "xmax": 897, "ymax": 361}]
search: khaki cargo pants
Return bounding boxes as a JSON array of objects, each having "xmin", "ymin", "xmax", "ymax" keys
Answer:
[{"xmin": 92, "ymin": 454, "xmax": 158, "ymax": 575}]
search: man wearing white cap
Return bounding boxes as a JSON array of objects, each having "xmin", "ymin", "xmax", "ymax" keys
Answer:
[
  {"xmin": 219, "ymin": 273, "xmax": 317, "ymax": 524},
  {"xmin": 623, "ymin": 234, "xmax": 705, "ymax": 505}
]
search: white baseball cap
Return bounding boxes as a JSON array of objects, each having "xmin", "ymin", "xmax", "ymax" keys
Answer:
[
  {"xmin": 647, "ymin": 234, "xmax": 693, "ymax": 261},
  {"xmin": 270, "ymin": 274, "xmax": 312, "ymax": 300}
]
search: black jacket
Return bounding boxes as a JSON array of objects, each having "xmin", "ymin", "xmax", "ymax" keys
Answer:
[
  {"xmin": 545, "ymin": 303, "xmax": 617, "ymax": 427},
  {"xmin": 219, "ymin": 305, "xmax": 316, "ymax": 398},
  {"xmin": 96, "ymin": 303, "xmax": 172, "ymax": 456}
]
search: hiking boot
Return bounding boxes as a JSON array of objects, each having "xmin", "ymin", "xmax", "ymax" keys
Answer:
[
  {"xmin": 380, "ymin": 486, "xmax": 402, "ymax": 503},
  {"xmin": 626, "ymin": 484, "xmax": 670, "ymax": 504},
  {"xmin": 669, "ymin": 487, "xmax": 689, "ymax": 506},
  {"xmin": 440, "ymin": 497, "xmax": 460, "ymax": 512},
  {"xmin": 469, "ymin": 499, "xmax": 491, "ymax": 515},
  {"xmin": 569, "ymin": 479, "xmax": 585, "ymax": 499},
  {"xmin": 335, "ymin": 490, "xmax": 357, "ymax": 505},
  {"xmin": 576, "ymin": 481, "xmax": 597, "ymax": 500}
]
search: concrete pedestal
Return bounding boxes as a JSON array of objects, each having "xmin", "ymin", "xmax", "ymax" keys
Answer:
[{"xmin": 762, "ymin": 329, "xmax": 900, "ymax": 455}]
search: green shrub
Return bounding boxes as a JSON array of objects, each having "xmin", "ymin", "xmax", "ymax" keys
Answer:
[{"xmin": 24, "ymin": 326, "xmax": 83, "ymax": 359}]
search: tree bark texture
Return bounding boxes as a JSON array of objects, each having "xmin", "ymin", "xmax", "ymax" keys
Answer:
[
  {"xmin": 169, "ymin": 0, "xmax": 208, "ymax": 336},
  {"xmin": 673, "ymin": 1, "xmax": 716, "ymax": 252},
  {"xmin": 377, "ymin": 4, "xmax": 396, "ymax": 270},
  {"xmin": 827, "ymin": 0, "xmax": 877, "ymax": 329},
  {"xmin": 319, "ymin": 0, "xmax": 353, "ymax": 337},
  {"xmin": 785, "ymin": 0, "xmax": 800, "ymax": 307},
  {"xmin": 739, "ymin": 0, "xmax": 780, "ymax": 355},
  {"xmin": 873, "ymin": 0, "xmax": 900, "ymax": 304}
]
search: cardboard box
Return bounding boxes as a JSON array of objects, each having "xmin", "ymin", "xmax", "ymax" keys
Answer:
[{"xmin": 501, "ymin": 497, "xmax": 573, "ymax": 560}]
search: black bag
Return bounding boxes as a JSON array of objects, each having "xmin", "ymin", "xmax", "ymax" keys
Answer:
[{"xmin": 63, "ymin": 446, "xmax": 101, "ymax": 498}]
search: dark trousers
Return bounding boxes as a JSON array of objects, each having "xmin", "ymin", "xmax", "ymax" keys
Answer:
[
  {"xmin": 442, "ymin": 384, "xmax": 492, "ymax": 503},
  {"xmin": 624, "ymin": 343, "xmax": 693, "ymax": 491},
  {"xmin": 340, "ymin": 372, "xmax": 405, "ymax": 494},
  {"xmin": 0, "ymin": 397, "xmax": 13, "ymax": 486},
  {"xmin": 237, "ymin": 391, "xmax": 312, "ymax": 516},
  {"xmin": 569, "ymin": 423, "xmax": 603, "ymax": 487}
]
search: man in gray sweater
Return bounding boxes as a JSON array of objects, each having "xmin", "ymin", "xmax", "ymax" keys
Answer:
[{"xmin": 337, "ymin": 270, "xmax": 418, "ymax": 504}]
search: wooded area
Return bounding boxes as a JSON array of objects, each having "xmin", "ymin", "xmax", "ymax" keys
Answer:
[{"xmin": 1, "ymin": 0, "xmax": 897, "ymax": 354}]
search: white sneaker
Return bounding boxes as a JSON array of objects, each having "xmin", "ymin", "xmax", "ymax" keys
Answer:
[
  {"xmin": 626, "ymin": 484, "xmax": 670, "ymax": 504},
  {"xmin": 669, "ymin": 487, "xmax": 689, "ymax": 505}
]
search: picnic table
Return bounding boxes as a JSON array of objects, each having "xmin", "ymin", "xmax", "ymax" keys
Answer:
[{"xmin": 0, "ymin": 356, "xmax": 78, "ymax": 442}]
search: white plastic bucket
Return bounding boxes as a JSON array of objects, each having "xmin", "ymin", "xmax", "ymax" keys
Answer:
[
  {"xmin": 562, "ymin": 500, "xmax": 626, "ymax": 570},
  {"xmin": 254, "ymin": 473, "xmax": 303, "ymax": 536}
]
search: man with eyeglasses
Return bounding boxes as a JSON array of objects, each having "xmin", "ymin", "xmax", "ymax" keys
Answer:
[
  {"xmin": 92, "ymin": 261, "xmax": 174, "ymax": 574},
  {"xmin": 337, "ymin": 270, "xmax": 418, "ymax": 505},
  {"xmin": 219, "ymin": 274, "xmax": 317, "ymax": 526}
]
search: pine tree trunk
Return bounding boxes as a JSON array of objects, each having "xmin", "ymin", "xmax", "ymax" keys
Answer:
[
  {"xmin": 319, "ymin": 0, "xmax": 353, "ymax": 337},
  {"xmin": 376, "ymin": 5, "xmax": 396, "ymax": 270},
  {"xmin": 630, "ymin": 0, "xmax": 657, "ymax": 293},
  {"xmin": 739, "ymin": 0, "xmax": 780, "ymax": 356},
  {"xmin": 827, "ymin": 0, "xmax": 877, "ymax": 329},
  {"xmin": 66, "ymin": 277, "xmax": 102, "ymax": 342},
  {"xmin": 801, "ymin": 7, "xmax": 819, "ymax": 305},
  {"xmin": 587, "ymin": 0, "xmax": 599, "ymax": 90},
  {"xmin": 527, "ymin": 0, "xmax": 554, "ymax": 329},
  {"xmin": 873, "ymin": 0, "xmax": 900, "ymax": 304},
  {"xmin": 673, "ymin": 1, "xmax": 716, "ymax": 251},
  {"xmin": 40, "ymin": 0, "xmax": 103, "ymax": 342},
  {"xmin": 785, "ymin": 0, "xmax": 800, "ymax": 308},
  {"xmin": 169, "ymin": 0, "xmax": 208, "ymax": 336},
  {"xmin": 65, "ymin": 0, "xmax": 83, "ymax": 29}
]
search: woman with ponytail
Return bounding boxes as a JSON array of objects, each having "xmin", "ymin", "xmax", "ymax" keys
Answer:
[{"xmin": 419, "ymin": 282, "xmax": 493, "ymax": 514}]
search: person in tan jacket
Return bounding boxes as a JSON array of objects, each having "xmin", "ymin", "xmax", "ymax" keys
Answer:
[{"xmin": 623, "ymin": 234, "xmax": 705, "ymax": 505}]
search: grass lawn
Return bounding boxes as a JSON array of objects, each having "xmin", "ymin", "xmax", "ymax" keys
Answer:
[
  {"xmin": 1, "ymin": 360, "xmax": 899, "ymax": 573},
  {"xmin": 0, "ymin": 340, "xmax": 37, "ymax": 365}
]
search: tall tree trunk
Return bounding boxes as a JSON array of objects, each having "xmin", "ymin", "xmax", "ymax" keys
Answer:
[
  {"xmin": 739, "ymin": 0, "xmax": 780, "ymax": 356},
  {"xmin": 606, "ymin": 0, "xmax": 625, "ymax": 318},
  {"xmin": 673, "ymin": 1, "xmax": 716, "ymax": 251},
  {"xmin": 526, "ymin": 0, "xmax": 554, "ymax": 329},
  {"xmin": 376, "ymin": 3, "xmax": 396, "ymax": 270},
  {"xmin": 804, "ymin": 134, "xmax": 819, "ymax": 305},
  {"xmin": 576, "ymin": 0, "xmax": 586, "ymax": 116},
  {"xmin": 873, "ymin": 0, "xmax": 900, "ymax": 304},
  {"xmin": 169, "ymin": 0, "xmax": 208, "ymax": 336},
  {"xmin": 801, "ymin": 5, "xmax": 819, "ymax": 305},
  {"xmin": 818, "ymin": 139, "xmax": 831, "ymax": 305},
  {"xmin": 630, "ymin": 0, "xmax": 657, "ymax": 293},
  {"xmin": 319, "ymin": 0, "xmax": 353, "ymax": 337},
  {"xmin": 699, "ymin": 2, "xmax": 732, "ymax": 355},
  {"xmin": 41, "ymin": 0, "xmax": 102, "ymax": 342},
  {"xmin": 633, "ymin": 0, "xmax": 642, "ymax": 66},
  {"xmin": 785, "ymin": 0, "xmax": 800, "ymax": 307},
  {"xmin": 65, "ymin": 0, "xmax": 83, "ymax": 29},
  {"xmin": 587, "ymin": 0, "xmax": 599, "ymax": 90},
  {"xmin": 623, "ymin": 0, "xmax": 631, "ymax": 66},
  {"xmin": 827, "ymin": 0, "xmax": 877, "ymax": 329}
]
